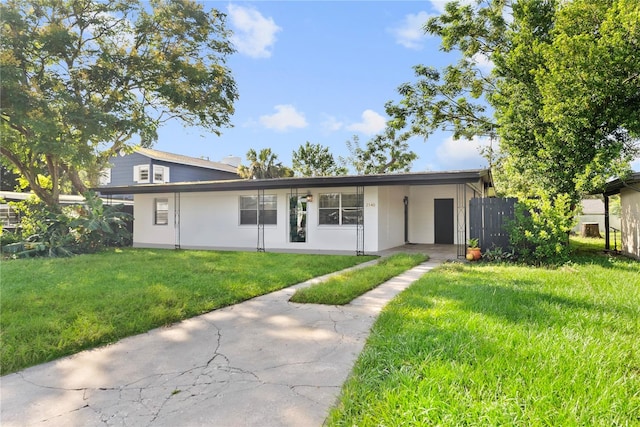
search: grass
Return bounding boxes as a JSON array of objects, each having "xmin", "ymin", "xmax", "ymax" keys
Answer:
[
  {"xmin": 327, "ymin": 238, "xmax": 640, "ymax": 426},
  {"xmin": 290, "ymin": 253, "xmax": 427, "ymax": 305},
  {"xmin": 0, "ymin": 248, "xmax": 376, "ymax": 375}
]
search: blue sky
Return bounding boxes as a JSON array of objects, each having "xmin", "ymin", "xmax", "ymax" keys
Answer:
[
  {"xmin": 150, "ymin": 0, "xmax": 494, "ymax": 172},
  {"xmin": 150, "ymin": 1, "xmax": 640, "ymax": 173}
]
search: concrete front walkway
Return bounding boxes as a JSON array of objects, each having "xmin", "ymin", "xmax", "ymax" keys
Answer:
[{"xmin": 1, "ymin": 246, "xmax": 457, "ymax": 427}]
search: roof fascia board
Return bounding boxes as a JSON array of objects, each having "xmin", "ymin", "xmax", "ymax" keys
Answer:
[
  {"xmin": 95, "ymin": 170, "xmax": 490, "ymax": 195},
  {"xmin": 136, "ymin": 148, "xmax": 237, "ymax": 173},
  {"xmin": 600, "ymin": 172, "xmax": 640, "ymax": 196}
]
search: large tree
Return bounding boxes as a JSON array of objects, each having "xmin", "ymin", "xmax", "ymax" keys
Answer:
[
  {"xmin": 386, "ymin": 0, "xmax": 640, "ymax": 203},
  {"xmin": 0, "ymin": 0, "xmax": 237, "ymax": 207},
  {"xmin": 341, "ymin": 127, "xmax": 417, "ymax": 175},
  {"xmin": 291, "ymin": 141, "xmax": 347, "ymax": 177}
]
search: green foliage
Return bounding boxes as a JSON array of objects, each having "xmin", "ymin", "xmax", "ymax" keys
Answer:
[
  {"xmin": 2, "ymin": 192, "xmax": 131, "ymax": 258},
  {"xmin": 493, "ymin": 0, "xmax": 640, "ymax": 201},
  {"xmin": 290, "ymin": 253, "xmax": 426, "ymax": 305},
  {"xmin": 292, "ymin": 141, "xmax": 347, "ymax": 177},
  {"xmin": 69, "ymin": 192, "xmax": 132, "ymax": 251},
  {"xmin": 0, "ymin": 0, "xmax": 237, "ymax": 207},
  {"xmin": 238, "ymin": 148, "xmax": 294, "ymax": 179},
  {"xmin": 387, "ymin": 0, "xmax": 639, "ymax": 205},
  {"xmin": 467, "ymin": 238, "xmax": 479, "ymax": 248},
  {"xmin": 1, "ymin": 249, "xmax": 373, "ymax": 374},
  {"xmin": 481, "ymin": 246, "xmax": 515, "ymax": 263},
  {"xmin": 341, "ymin": 128, "xmax": 417, "ymax": 175},
  {"xmin": 0, "ymin": 228, "xmax": 20, "ymax": 247},
  {"xmin": 507, "ymin": 194, "xmax": 576, "ymax": 265}
]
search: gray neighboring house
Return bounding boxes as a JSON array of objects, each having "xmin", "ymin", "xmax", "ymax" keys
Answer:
[
  {"xmin": 573, "ymin": 198, "xmax": 621, "ymax": 235},
  {"xmin": 99, "ymin": 148, "xmax": 239, "ymax": 191}
]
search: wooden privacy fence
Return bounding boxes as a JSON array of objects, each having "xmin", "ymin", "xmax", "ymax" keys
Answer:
[{"xmin": 470, "ymin": 198, "xmax": 517, "ymax": 251}]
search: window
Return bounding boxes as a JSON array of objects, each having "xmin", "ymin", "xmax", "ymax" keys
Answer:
[
  {"xmin": 98, "ymin": 168, "xmax": 111, "ymax": 185},
  {"xmin": 289, "ymin": 195, "xmax": 307, "ymax": 242},
  {"xmin": 154, "ymin": 198, "xmax": 169, "ymax": 225},
  {"xmin": 153, "ymin": 165, "xmax": 170, "ymax": 183},
  {"xmin": 239, "ymin": 195, "xmax": 277, "ymax": 225},
  {"xmin": 319, "ymin": 193, "xmax": 363, "ymax": 225},
  {"xmin": 134, "ymin": 165, "xmax": 150, "ymax": 183}
]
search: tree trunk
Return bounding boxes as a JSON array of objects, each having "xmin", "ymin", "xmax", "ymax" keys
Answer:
[
  {"xmin": 63, "ymin": 164, "xmax": 89, "ymax": 195},
  {"xmin": 581, "ymin": 222, "xmax": 601, "ymax": 238}
]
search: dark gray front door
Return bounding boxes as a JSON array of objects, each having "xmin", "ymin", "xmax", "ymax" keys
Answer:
[{"xmin": 434, "ymin": 198, "xmax": 454, "ymax": 244}]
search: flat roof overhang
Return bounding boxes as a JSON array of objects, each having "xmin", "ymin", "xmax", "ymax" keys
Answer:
[
  {"xmin": 95, "ymin": 169, "xmax": 491, "ymax": 196},
  {"xmin": 599, "ymin": 172, "xmax": 640, "ymax": 196}
]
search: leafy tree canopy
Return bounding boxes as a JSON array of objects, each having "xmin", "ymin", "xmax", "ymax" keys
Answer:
[
  {"xmin": 238, "ymin": 148, "xmax": 293, "ymax": 179},
  {"xmin": 0, "ymin": 0, "xmax": 238, "ymax": 207},
  {"xmin": 387, "ymin": 0, "xmax": 640, "ymax": 203},
  {"xmin": 291, "ymin": 141, "xmax": 347, "ymax": 177},
  {"xmin": 341, "ymin": 128, "xmax": 417, "ymax": 175}
]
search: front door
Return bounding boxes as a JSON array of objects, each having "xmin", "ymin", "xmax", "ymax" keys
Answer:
[
  {"xmin": 289, "ymin": 195, "xmax": 307, "ymax": 242},
  {"xmin": 434, "ymin": 198, "xmax": 454, "ymax": 244}
]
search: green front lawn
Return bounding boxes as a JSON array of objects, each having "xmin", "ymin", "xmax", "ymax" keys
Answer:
[
  {"xmin": 0, "ymin": 248, "xmax": 375, "ymax": 375},
  {"xmin": 290, "ymin": 253, "xmax": 427, "ymax": 305},
  {"xmin": 328, "ymin": 239, "xmax": 640, "ymax": 426}
]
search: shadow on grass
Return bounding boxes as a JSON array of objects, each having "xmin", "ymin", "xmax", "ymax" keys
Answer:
[{"xmin": 397, "ymin": 262, "xmax": 638, "ymax": 332}]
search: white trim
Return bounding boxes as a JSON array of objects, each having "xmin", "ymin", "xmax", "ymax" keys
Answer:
[
  {"xmin": 134, "ymin": 165, "xmax": 150, "ymax": 183},
  {"xmin": 153, "ymin": 165, "xmax": 170, "ymax": 184}
]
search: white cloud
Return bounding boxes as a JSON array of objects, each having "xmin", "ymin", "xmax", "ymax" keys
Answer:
[
  {"xmin": 321, "ymin": 114, "xmax": 344, "ymax": 132},
  {"xmin": 435, "ymin": 135, "xmax": 490, "ymax": 170},
  {"xmin": 228, "ymin": 4, "xmax": 281, "ymax": 58},
  {"xmin": 472, "ymin": 52, "xmax": 494, "ymax": 72},
  {"xmin": 347, "ymin": 110, "xmax": 387, "ymax": 136},
  {"xmin": 388, "ymin": 11, "xmax": 434, "ymax": 50},
  {"xmin": 259, "ymin": 105, "xmax": 308, "ymax": 131}
]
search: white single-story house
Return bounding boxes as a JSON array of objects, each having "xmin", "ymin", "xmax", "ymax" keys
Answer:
[
  {"xmin": 601, "ymin": 172, "xmax": 640, "ymax": 260},
  {"xmin": 97, "ymin": 170, "xmax": 494, "ymax": 256}
]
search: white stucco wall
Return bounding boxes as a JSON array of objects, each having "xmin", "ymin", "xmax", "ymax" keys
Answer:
[
  {"xmin": 134, "ymin": 187, "xmax": 381, "ymax": 253},
  {"xmin": 133, "ymin": 194, "xmax": 177, "ymax": 247},
  {"xmin": 408, "ymin": 185, "xmax": 466, "ymax": 244},
  {"xmin": 620, "ymin": 188, "xmax": 640, "ymax": 259},
  {"xmin": 376, "ymin": 186, "xmax": 409, "ymax": 250}
]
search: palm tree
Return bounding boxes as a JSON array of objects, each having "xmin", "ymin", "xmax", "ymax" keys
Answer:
[{"xmin": 238, "ymin": 148, "xmax": 293, "ymax": 179}]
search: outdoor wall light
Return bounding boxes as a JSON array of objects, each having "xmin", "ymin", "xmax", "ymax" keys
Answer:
[{"xmin": 306, "ymin": 194, "xmax": 313, "ymax": 202}]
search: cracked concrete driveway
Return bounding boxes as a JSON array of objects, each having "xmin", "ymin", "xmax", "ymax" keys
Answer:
[{"xmin": 1, "ymin": 248, "xmax": 454, "ymax": 427}]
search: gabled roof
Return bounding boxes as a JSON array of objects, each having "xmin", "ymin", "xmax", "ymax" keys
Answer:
[
  {"xmin": 96, "ymin": 169, "xmax": 491, "ymax": 195},
  {"xmin": 600, "ymin": 172, "xmax": 640, "ymax": 196},
  {"xmin": 135, "ymin": 148, "xmax": 238, "ymax": 173}
]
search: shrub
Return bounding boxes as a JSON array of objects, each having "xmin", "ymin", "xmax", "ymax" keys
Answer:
[
  {"xmin": 482, "ymin": 246, "xmax": 515, "ymax": 263},
  {"xmin": 507, "ymin": 194, "xmax": 576, "ymax": 265},
  {"xmin": 2, "ymin": 192, "xmax": 132, "ymax": 258}
]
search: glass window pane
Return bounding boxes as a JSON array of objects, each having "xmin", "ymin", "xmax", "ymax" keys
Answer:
[
  {"xmin": 156, "ymin": 200, "xmax": 168, "ymax": 211},
  {"xmin": 342, "ymin": 208, "xmax": 362, "ymax": 225},
  {"xmin": 319, "ymin": 208, "xmax": 339, "ymax": 225},
  {"xmin": 319, "ymin": 193, "xmax": 340, "ymax": 208},
  {"xmin": 341, "ymin": 193, "xmax": 361, "ymax": 207},
  {"xmin": 261, "ymin": 195, "xmax": 277, "ymax": 210},
  {"xmin": 140, "ymin": 167, "xmax": 149, "ymax": 181},
  {"xmin": 154, "ymin": 198, "xmax": 168, "ymax": 225},
  {"xmin": 240, "ymin": 196, "xmax": 257, "ymax": 210},
  {"xmin": 240, "ymin": 210, "xmax": 257, "ymax": 224},
  {"xmin": 260, "ymin": 210, "xmax": 277, "ymax": 225}
]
